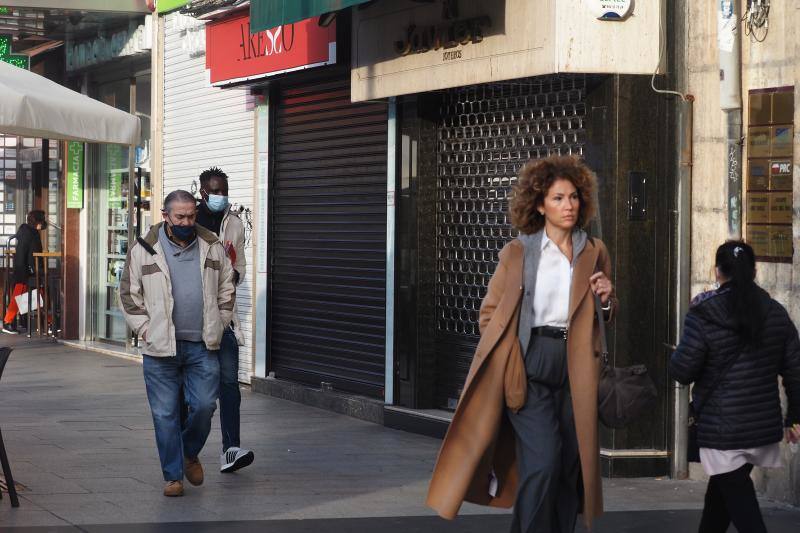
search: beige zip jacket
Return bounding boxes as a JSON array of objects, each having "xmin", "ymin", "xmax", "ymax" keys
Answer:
[
  {"xmin": 119, "ymin": 222, "xmax": 236, "ymax": 357},
  {"xmin": 219, "ymin": 207, "xmax": 246, "ymax": 346}
]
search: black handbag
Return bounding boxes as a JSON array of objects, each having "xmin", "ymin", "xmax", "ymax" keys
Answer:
[
  {"xmin": 594, "ymin": 293, "xmax": 658, "ymax": 429},
  {"xmin": 686, "ymin": 345, "xmax": 747, "ymax": 462}
]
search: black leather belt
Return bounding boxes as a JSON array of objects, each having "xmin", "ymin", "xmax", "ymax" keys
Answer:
[{"xmin": 531, "ymin": 326, "xmax": 568, "ymax": 341}]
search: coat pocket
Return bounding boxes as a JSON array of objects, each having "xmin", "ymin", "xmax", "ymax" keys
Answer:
[{"xmin": 504, "ymin": 340, "xmax": 527, "ymax": 413}]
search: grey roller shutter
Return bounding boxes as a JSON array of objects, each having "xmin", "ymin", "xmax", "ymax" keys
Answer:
[{"xmin": 163, "ymin": 12, "xmax": 256, "ymax": 383}]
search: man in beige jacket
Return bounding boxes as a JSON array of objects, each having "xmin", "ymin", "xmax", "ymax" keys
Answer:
[{"xmin": 120, "ymin": 189, "xmax": 235, "ymax": 497}]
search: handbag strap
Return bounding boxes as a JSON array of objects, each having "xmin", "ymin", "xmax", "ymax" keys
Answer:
[
  {"xmin": 590, "ymin": 238, "xmax": 611, "ymax": 365},
  {"xmin": 593, "ymin": 293, "xmax": 609, "ymax": 365},
  {"xmin": 692, "ymin": 342, "xmax": 748, "ymax": 416}
]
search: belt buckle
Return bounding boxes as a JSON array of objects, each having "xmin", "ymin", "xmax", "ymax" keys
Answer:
[{"xmin": 561, "ymin": 328, "xmax": 568, "ymax": 341}]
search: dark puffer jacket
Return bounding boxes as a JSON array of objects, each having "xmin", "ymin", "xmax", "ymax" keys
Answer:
[{"xmin": 670, "ymin": 285, "xmax": 800, "ymax": 450}]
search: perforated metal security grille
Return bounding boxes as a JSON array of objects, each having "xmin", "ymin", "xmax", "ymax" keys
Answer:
[{"xmin": 434, "ymin": 76, "xmax": 588, "ymax": 408}]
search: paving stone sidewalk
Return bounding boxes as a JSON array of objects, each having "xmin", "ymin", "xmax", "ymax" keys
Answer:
[{"xmin": 0, "ymin": 337, "xmax": 797, "ymax": 531}]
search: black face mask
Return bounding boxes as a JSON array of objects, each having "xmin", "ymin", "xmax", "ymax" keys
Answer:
[
  {"xmin": 39, "ymin": 221, "xmax": 48, "ymax": 230},
  {"xmin": 168, "ymin": 222, "xmax": 196, "ymax": 241}
]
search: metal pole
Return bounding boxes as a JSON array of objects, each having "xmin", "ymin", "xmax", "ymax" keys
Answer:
[
  {"xmin": 44, "ymin": 255, "xmax": 49, "ymax": 337},
  {"xmin": 718, "ymin": 0, "xmax": 743, "ymax": 238},
  {"xmin": 26, "ymin": 276, "xmax": 32, "ymax": 338},
  {"xmin": 384, "ymin": 97, "xmax": 397, "ymax": 406},
  {"xmin": 34, "ymin": 255, "xmax": 40, "ymax": 335},
  {"xmin": 126, "ymin": 77, "xmax": 137, "ymax": 352},
  {"xmin": 673, "ymin": 96, "xmax": 694, "ymax": 479},
  {"xmin": 254, "ymin": 97, "xmax": 270, "ymax": 379}
]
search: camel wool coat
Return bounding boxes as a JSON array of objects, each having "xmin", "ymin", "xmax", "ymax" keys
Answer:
[{"xmin": 426, "ymin": 235, "xmax": 615, "ymax": 530}]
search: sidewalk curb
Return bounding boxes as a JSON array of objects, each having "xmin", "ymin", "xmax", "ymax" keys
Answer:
[{"xmin": 251, "ymin": 376, "xmax": 384, "ymax": 424}]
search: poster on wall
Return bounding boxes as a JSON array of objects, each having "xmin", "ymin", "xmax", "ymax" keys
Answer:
[{"xmin": 66, "ymin": 142, "xmax": 84, "ymax": 209}]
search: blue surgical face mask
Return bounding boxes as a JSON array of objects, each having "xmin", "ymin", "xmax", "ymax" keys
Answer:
[
  {"xmin": 169, "ymin": 223, "xmax": 196, "ymax": 241},
  {"xmin": 206, "ymin": 194, "xmax": 229, "ymax": 213}
]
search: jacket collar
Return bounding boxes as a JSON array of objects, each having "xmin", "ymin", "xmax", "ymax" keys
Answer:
[
  {"xmin": 517, "ymin": 227, "xmax": 596, "ymax": 323},
  {"xmin": 518, "ymin": 227, "xmax": 588, "ymax": 272}
]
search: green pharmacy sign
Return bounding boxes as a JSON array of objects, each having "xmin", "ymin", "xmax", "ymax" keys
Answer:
[
  {"xmin": 66, "ymin": 142, "xmax": 85, "ymax": 209},
  {"xmin": 0, "ymin": 33, "xmax": 29, "ymax": 69},
  {"xmin": 2, "ymin": 55, "xmax": 29, "ymax": 69}
]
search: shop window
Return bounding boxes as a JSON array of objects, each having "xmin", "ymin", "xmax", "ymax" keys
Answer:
[{"xmin": 746, "ymin": 87, "xmax": 794, "ymax": 262}]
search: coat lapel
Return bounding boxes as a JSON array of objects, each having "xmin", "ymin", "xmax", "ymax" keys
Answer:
[
  {"xmin": 461, "ymin": 241, "xmax": 524, "ymax": 395},
  {"xmin": 520, "ymin": 231, "xmax": 543, "ymax": 291},
  {"xmin": 568, "ymin": 234, "xmax": 598, "ymax": 323},
  {"xmin": 517, "ymin": 232, "xmax": 542, "ymax": 354}
]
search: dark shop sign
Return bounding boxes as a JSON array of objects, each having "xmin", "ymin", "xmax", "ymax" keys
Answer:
[{"xmin": 394, "ymin": 16, "xmax": 491, "ymax": 58}]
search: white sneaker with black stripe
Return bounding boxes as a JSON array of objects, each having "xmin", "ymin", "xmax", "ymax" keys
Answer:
[{"xmin": 220, "ymin": 447, "xmax": 254, "ymax": 473}]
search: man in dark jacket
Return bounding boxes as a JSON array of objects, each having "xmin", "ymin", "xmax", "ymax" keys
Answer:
[
  {"xmin": 195, "ymin": 167, "xmax": 254, "ymax": 473},
  {"xmin": 3, "ymin": 210, "xmax": 46, "ymax": 334}
]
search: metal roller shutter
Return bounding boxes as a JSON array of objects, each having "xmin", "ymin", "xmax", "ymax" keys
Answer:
[
  {"xmin": 270, "ymin": 70, "xmax": 387, "ymax": 398},
  {"xmin": 435, "ymin": 75, "xmax": 588, "ymax": 408},
  {"xmin": 163, "ymin": 12, "xmax": 256, "ymax": 383}
]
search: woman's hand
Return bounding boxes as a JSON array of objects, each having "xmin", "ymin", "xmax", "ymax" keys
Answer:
[
  {"xmin": 786, "ymin": 424, "xmax": 800, "ymax": 444},
  {"xmin": 589, "ymin": 272, "xmax": 613, "ymax": 305}
]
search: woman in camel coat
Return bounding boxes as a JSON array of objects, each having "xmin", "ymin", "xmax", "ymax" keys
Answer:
[{"xmin": 427, "ymin": 156, "xmax": 616, "ymax": 532}]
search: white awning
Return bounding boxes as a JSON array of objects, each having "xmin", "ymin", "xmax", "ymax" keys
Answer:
[{"xmin": 0, "ymin": 62, "xmax": 141, "ymax": 145}]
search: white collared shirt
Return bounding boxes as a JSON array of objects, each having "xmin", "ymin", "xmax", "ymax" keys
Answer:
[{"xmin": 532, "ymin": 231, "xmax": 572, "ymax": 328}]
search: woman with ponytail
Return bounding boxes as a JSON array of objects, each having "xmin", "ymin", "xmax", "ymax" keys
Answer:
[{"xmin": 671, "ymin": 241, "xmax": 800, "ymax": 533}]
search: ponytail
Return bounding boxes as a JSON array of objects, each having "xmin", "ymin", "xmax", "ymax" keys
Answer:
[{"xmin": 715, "ymin": 241, "xmax": 763, "ymax": 342}]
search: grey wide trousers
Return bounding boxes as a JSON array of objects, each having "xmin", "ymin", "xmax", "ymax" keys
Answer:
[{"xmin": 507, "ymin": 334, "xmax": 581, "ymax": 533}]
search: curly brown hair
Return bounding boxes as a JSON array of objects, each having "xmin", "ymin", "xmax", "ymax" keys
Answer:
[{"xmin": 508, "ymin": 155, "xmax": 598, "ymax": 234}]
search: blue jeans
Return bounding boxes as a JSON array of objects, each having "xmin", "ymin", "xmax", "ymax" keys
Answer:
[
  {"xmin": 143, "ymin": 341, "xmax": 219, "ymax": 481},
  {"xmin": 218, "ymin": 327, "xmax": 241, "ymax": 451}
]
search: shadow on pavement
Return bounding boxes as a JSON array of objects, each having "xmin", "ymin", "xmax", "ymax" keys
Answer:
[{"xmin": 3, "ymin": 508, "xmax": 800, "ymax": 532}]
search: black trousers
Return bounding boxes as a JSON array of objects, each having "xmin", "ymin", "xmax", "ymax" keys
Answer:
[
  {"xmin": 508, "ymin": 335, "xmax": 580, "ymax": 533},
  {"xmin": 698, "ymin": 463, "xmax": 768, "ymax": 533}
]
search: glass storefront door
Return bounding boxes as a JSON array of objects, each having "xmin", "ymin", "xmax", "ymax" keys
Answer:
[
  {"xmin": 133, "ymin": 74, "xmax": 152, "ymax": 246},
  {"xmin": 90, "ymin": 73, "xmax": 151, "ymax": 346},
  {"xmin": 93, "ymin": 80, "xmax": 131, "ymax": 344}
]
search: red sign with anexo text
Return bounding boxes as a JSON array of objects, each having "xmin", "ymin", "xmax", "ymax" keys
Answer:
[{"xmin": 206, "ymin": 13, "xmax": 336, "ymax": 86}]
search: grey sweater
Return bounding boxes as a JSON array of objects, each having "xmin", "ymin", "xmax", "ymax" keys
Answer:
[{"xmin": 158, "ymin": 226, "xmax": 204, "ymax": 342}]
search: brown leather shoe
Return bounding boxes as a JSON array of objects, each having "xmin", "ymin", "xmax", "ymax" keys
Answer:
[
  {"xmin": 163, "ymin": 480, "xmax": 184, "ymax": 497},
  {"xmin": 184, "ymin": 457, "xmax": 204, "ymax": 486}
]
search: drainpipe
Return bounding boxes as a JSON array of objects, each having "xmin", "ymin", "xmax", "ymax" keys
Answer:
[
  {"xmin": 653, "ymin": 0, "xmax": 695, "ymax": 479},
  {"xmin": 719, "ymin": 0, "xmax": 743, "ymax": 238},
  {"xmin": 673, "ymin": 94, "xmax": 694, "ymax": 479}
]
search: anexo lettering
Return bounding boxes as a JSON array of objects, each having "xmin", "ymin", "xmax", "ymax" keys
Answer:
[
  {"xmin": 395, "ymin": 16, "xmax": 491, "ymax": 56},
  {"xmin": 239, "ymin": 21, "xmax": 295, "ymax": 61},
  {"xmin": 442, "ymin": 50, "xmax": 462, "ymax": 61}
]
